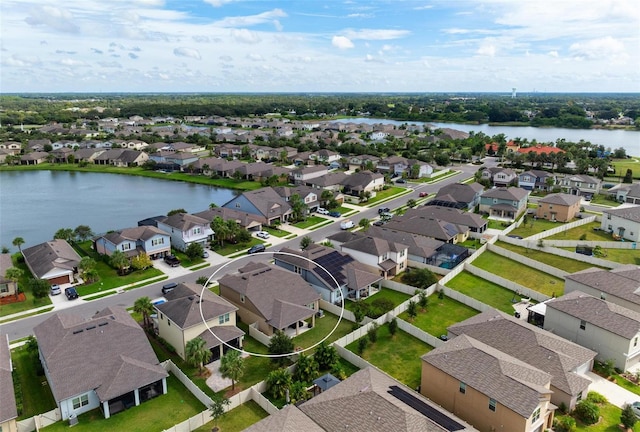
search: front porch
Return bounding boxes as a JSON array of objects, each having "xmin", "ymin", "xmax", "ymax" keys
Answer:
[{"xmin": 101, "ymin": 378, "xmax": 166, "ymax": 419}]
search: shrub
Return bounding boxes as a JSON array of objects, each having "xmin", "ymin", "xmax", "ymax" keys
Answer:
[
  {"xmin": 574, "ymin": 400, "xmax": 600, "ymax": 425},
  {"xmin": 586, "ymin": 391, "xmax": 607, "ymax": 404},
  {"xmin": 558, "ymin": 401, "xmax": 567, "ymax": 414},
  {"xmin": 357, "ymin": 338, "xmax": 368, "ymax": 354},
  {"xmin": 388, "ymin": 317, "xmax": 398, "ymax": 337},
  {"xmin": 554, "ymin": 416, "xmax": 576, "ymax": 432},
  {"xmin": 367, "ymin": 323, "xmax": 379, "ymax": 343},
  {"xmin": 369, "ymin": 298, "xmax": 395, "ymax": 317},
  {"xmin": 621, "ymin": 403, "xmax": 638, "ymax": 429}
]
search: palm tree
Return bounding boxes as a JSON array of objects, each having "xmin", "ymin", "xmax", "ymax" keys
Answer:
[
  {"xmin": 12, "ymin": 237, "xmax": 25, "ymax": 252},
  {"xmin": 5, "ymin": 267, "xmax": 23, "ymax": 298},
  {"xmin": 133, "ymin": 296, "xmax": 154, "ymax": 331},
  {"xmin": 109, "ymin": 250, "xmax": 129, "ymax": 275},
  {"xmin": 219, "ymin": 350, "xmax": 244, "ymax": 390},
  {"xmin": 266, "ymin": 368, "xmax": 292, "ymax": 399},
  {"xmin": 185, "ymin": 337, "xmax": 211, "ymax": 373},
  {"xmin": 54, "ymin": 228, "xmax": 74, "ymax": 242}
]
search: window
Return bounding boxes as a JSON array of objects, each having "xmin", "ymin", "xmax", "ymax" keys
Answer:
[
  {"xmin": 459, "ymin": 382, "xmax": 466, "ymax": 394},
  {"xmin": 193, "ymin": 227, "xmax": 202, "ymax": 235},
  {"xmin": 400, "ymin": 249, "xmax": 405, "ymax": 257},
  {"xmin": 152, "ymin": 238, "xmax": 164, "ymax": 246},
  {"xmin": 607, "ymin": 214, "xmax": 611, "ymax": 220},
  {"xmin": 577, "ymin": 391, "xmax": 583, "ymax": 401},
  {"xmin": 0, "ymin": 284, "xmax": 8, "ymax": 293},
  {"xmin": 122, "ymin": 243, "xmax": 131, "ymax": 251},
  {"xmin": 489, "ymin": 398, "xmax": 496, "ymax": 412},
  {"xmin": 532, "ymin": 407, "xmax": 541, "ymax": 422},
  {"xmin": 235, "ymin": 203, "xmax": 240, "ymax": 208},
  {"xmin": 72, "ymin": 394, "xmax": 89, "ymax": 409},
  {"xmin": 580, "ymin": 320, "xmax": 586, "ymax": 330},
  {"xmin": 219, "ymin": 313, "xmax": 230, "ymax": 324}
]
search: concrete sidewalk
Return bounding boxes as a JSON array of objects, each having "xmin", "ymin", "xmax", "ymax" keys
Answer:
[{"xmin": 582, "ymin": 371, "xmax": 639, "ymax": 408}]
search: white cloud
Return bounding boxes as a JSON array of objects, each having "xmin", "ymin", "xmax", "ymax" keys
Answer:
[
  {"xmin": 569, "ymin": 36, "xmax": 625, "ymax": 60},
  {"xmin": 203, "ymin": 0, "xmax": 239, "ymax": 7},
  {"xmin": 548, "ymin": 50, "xmax": 559, "ymax": 57},
  {"xmin": 1, "ymin": 54, "xmax": 41, "ymax": 67},
  {"xmin": 246, "ymin": 53, "xmax": 264, "ymax": 61},
  {"xmin": 219, "ymin": 55, "xmax": 233, "ymax": 62},
  {"xmin": 25, "ymin": 5, "xmax": 79, "ymax": 33},
  {"xmin": 98, "ymin": 61, "xmax": 122, "ymax": 68},
  {"xmin": 59, "ymin": 58, "xmax": 88, "ymax": 66},
  {"xmin": 173, "ymin": 47, "xmax": 202, "ymax": 60},
  {"xmin": 231, "ymin": 29, "xmax": 261, "ymax": 44},
  {"xmin": 476, "ymin": 43, "xmax": 496, "ymax": 57},
  {"xmin": 213, "ymin": 9, "xmax": 287, "ymax": 28},
  {"xmin": 414, "ymin": 5, "xmax": 434, "ymax": 10},
  {"xmin": 342, "ymin": 29, "xmax": 410, "ymax": 41},
  {"xmin": 364, "ymin": 54, "xmax": 384, "ymax": 63},
  {"xmin": 332, "ymin": 36, "xmax": 354, "ymax": 49}
]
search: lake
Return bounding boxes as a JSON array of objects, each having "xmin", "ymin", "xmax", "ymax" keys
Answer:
[
  {"xmin": 333, "ymin": 118, "xmax": 640, "ymax": 156},
  {"xmin": 0, "ymin": 171, "xmax": 238, "ymax": 251}
]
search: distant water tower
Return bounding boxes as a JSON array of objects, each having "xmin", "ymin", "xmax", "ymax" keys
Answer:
[{"xmin": 511, "ymin": 88, "xmax": 517, "ymax": 99}]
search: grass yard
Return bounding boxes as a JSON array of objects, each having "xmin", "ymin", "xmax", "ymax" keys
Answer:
[
  {"xmin": 292, "ymin": 311, "xmax": 354, "ymax": 350},
  {"xmin": 495, "ymin": 241, "xmax": 605, "ymax": 272},
  {"xmin": 409, "ymin": 170, "xmax": 460, "ymax": 183},
  {"xmin": 555, "ymin": 403, "xmax": 640, "ymax": 432},
  {"xmin": 41, "ymin": 374, "xmax": 205, "ymax": 432},
  {"xmin": 344, "ymin": 288, "xmax": 411, "ymax": 316},
  {"xmin": 486, "ymin": 219, "xmax": 510, "ymax": 230},
  {"xmin": 192, "ymin": 400, "xmax": 268, "ymax": 432},
  {"xmin": 546, "ymin": 221, "xmax": 614, "ymax": 241},
  {"xmin": 262, "ymin": 226, "xmax": 292, "ymax": 238},
  {"xmin": 399, "ymin": 295, "xmax": 479, "ymax": 337},
  {"xmin": 366, "ymin": 187, "xmax": 408, "ymax": 206},
  {"xmin": 0, "ymin": 295, "xmax": 51, "ymax": 318},
  {"xmin": 508, "ymin": 217, "xmax": 569, "ymax": 238},
  {"xmin": 589, "ymin": 193, "xmax": 618, "ymax": 206},
  {"xmin": 611, "ymin": 157, "xmax": 640, "ymax": 180},
  {"xmin": 335, "ymin": 205, "xmax": 359, "ymax": 216},
  {"xmin": 446, "ymin": 271, "xmax": 521, "ymax": 314},
  {"xmin": 602, "ymin": 248, "xmax": 640, "ymax": 265},
  {"xmin": 292, "ymin": 215, "xmax": 328, "ymax": 229},
  {"xmin": 78, "ymin": 264, "xmax": 163, "ymax": 296},
  {"xmin": 346, "ymin": 323, "xmax": 432, "ymax": 389},
  {"xmin": 211, "ymin": 238, "xmax": 265, "ymax": 256},
  {"xmin": 12, "ymin": 345, "xmax": 57, "ymax": 418},
  {"xmin": 472, "ymin": 251, "xmax": 564, "ymax": 297}
]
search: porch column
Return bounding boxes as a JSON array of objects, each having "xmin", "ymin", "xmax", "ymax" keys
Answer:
[
  {"xmin": 103, "ymin": 401, "xmax": 111, "ymax": 419},
  {"xmin": 311, "ymin": 312, "xmax": 316, "ymax": 328},
  {"xmin": 295, "ymin": 322, "xmax": 300, "ymax": 336},
  {"xmin": 162, "ymin": 377, "xmax": 168, "ymax": 395},
  {"xmin": 134, "ymin": 389, "xmax": 140, "ymax": 406}
]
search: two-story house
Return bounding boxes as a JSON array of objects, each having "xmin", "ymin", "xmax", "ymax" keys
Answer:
[
  {"xmin": 518, "ymin": 169, "xmax": 555, "ymax": 191},
  {"xmin": 559, "ymin": 174, "xmax": 602, "ymax": 199},
  {"xmin": 427, "ymin": 182, "xmax": 484, "ymax": 210},
  {"xmin": 377, "ymin": 156, "xmax": 433, "ymax": 178},
  {"xmin": 479, "ymin": 187, "xmax": 529, "ymax": 221},
  {"xmin": 341, "ymin": 170, "xmax": 385, "ymax": 197},
  {"xmin": 608, "ymin": 183, "xmax": 640, "ymax": 205},
  {"xmin": 155, "ymin": 283, "xmax": 244, "ymax": 362},
  {"xmin": 565, "ymin": 266, "xmax": 640, "ymax": 315},
  {"xmin": 536, "ymin": 193, "xmax": 582, "ymax": 222},
  {"xmin": 94, "ymin": 226, "xmax": 171, "ymax": 260},
  {"xmin": 600, "ymin": 206, "xmax": 640, "ymax": 242},
  {"xmin": 274, "ymin": 186, "xmax": 320, "ymax": 213},
  {"xmin": 156, "ymin": 213, "xmax": 214, "ymax": 252},
  {"xmin": 222, "ymin": 187, "xmax": 292, "ymax": 225},
  {"xmin": 336, "ymin": 235, "xmax": 408, "ymax": 279},
  {"xmin": 480, "ymin": 167, "xmax": 517, "ymax": 187},
  {"xmin": 309, "ymin": 149, "xmax": 341, "ymax": 164},
  {"xmin": 292, "ymin": 165, "xmax": 328, "ymax": 184}
]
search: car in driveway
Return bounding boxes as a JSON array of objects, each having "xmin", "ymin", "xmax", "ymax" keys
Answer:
[
  {"xmin": 164, "ymin": 255, "xmax": 181, "ymax": 267},
  {"xmin": 162, "ymin": 282, "xmax": 178, "ymax": 295},
  {"xmin": 632, "ymin": 401, "xmax": 640, "ymax": 419},
  {"xmin": 316, "ymin": 207, "xmax": 329, "ymax": 215},
  {"xmin": 395, "ymin": 178, "xmax": 407, "ymax": 184},
  {"xmin": 65, "ymin": 287, "xmax": 79, "ymax": 300},
  {"xmin": 328, "ymin": 211, "xmax": 341, "ymax": 217},
  {"xmin": 50, "ymin": 284, "xmax": 61, "ymax": 296},
  {"xmin": 256, "ymin": 231, "xmax": 270, "ymax": 239},
  {"xmin": 202, "ymin": 251, "xmax": 209, "ymax": 258},
  {"xmin": 248, "ymin": 244, "xmax": 266, "ymax": 254}
]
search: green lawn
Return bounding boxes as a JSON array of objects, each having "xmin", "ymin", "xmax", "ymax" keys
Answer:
[
  {"xmin": 611, "ymin": 157, "xmax": 640, "ymax": 180},
  {"xmin": 409, "ymin": 170, "xmax": 460, "ymax": 183},
  {"xmin": 346, "ymin": 324, "xmax": 432, "ymax": 389},
  {"xmin": 262, "ymin": 226, "xmax": 292, "ymax": 238},
  {"xmin": 446, "ymin": 271, "xmax": 520, "ymax": 314},
  {"xmin": 335, "ymin": 205, "xmax": 359, "ymax": 216},
  {"xmin": 366, "ymin": 187, "xmax": 408, "ymax": 206},
  {"xmin": 211, "ymin": 238, "xmax": 265, "ymax": 256},
  {"xmin": 12, "ymin": 345, "xmax": 57, "ymax": 418},
  {"xmin": 0, "ymin": 255, "xmax": 52, "ymax": 318},
  {"xmin": 293, "ymin": 311, "xmax": 354, "ymax": 350},
  {"xmin": 41, "ymin": 374, "xmax": 205, "ymax": 432},
  {"xmin": 192, "ymin": 400, "xmax": 268, "ymax": 432},
  {"xmin": 496, "ymin": 241, "xmax": 604, "ymax": 272},
  {"xmin": 589, "ymin": 193, "xmax": 618, "ymax": 206},
  {"xmin": 292, "ymin": 215, "xmax": 327, "ymax": 229},
  {"xmin": 399, "ymin": 295, "xmax": 479, "ymax": 337},
  {"xmin": 547, "ymin": 221, "xmax": 614, "ymax": 241},
  {"xmin": 472, "ymin": 251, "xmax": 564, "ymax": 297},
  {"xmin": 508, "ymin": 218, "xmax": 570, "ymax": 238},
  {"xmin": 236, "ymin": 333, "xmax": 285, "ymax": 389},
  {"xmin": 344, "ymin": 288, "xmax": 411, "ymax": 316},
  {"xmin": 601, "ymin": 249, "xmax": 640, "ymax": 265},
  {"xmin": 556, "ymin": 403, "xmax": 640, "ymax": 432},
  {"xmin": 486, "ymin": 218, "xmax": 510, "ymax": 230}
]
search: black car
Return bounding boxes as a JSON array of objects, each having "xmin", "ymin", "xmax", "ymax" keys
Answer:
[
  {"xmin": 248, "ymin": 244, "xmax": 266, "ymax": 254},
  {"xmin": 162, "ymin": 282, "xmax": 178, "ymax": 295},
  {"xmin": 395, "ymin": 178, "xmax": 407, "ymax": 184},
  {"xmin": 378, "ymin": 207, "xmax": 390, "ymax": 214},
  {"xmin": 328, "ymin": 211, "xmax": 341, "ymax": 218},
  {"xmin": 65, "ymin": 287, "xmax": 79, "ymax": 300},
  {"xmin": 373, "ymin": 220, "xmax": 385, "ymax": 227},
  {"xmin": 164, "ymin": 255, "xmax": 181, "ymax": 267}
]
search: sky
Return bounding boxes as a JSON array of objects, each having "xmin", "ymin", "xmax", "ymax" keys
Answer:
[{"xmin": 1, "ymin": 0, "xmax": 639, "ymax": 93}]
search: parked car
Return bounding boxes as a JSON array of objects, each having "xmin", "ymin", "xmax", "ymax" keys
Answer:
[
  {"xmin": 316, "ymin": 207, "xmax": 329, "ymax": 215},
  {"xmin": 378, "ymin": 207, "xmax": 390, "ymax": 214},
  {"xmin": 65, "ymin": 287, "xmax": 79, "ymax": 300},
  {"xmin": 248, "ymin": 244, "xmax": 266, "ymax": 254},
  {"xmin": 373, "ymin": 220, "xmax": 385, "ymax": 227},
  {"xmin": 164, "ymin": 255, "xmax": 181, "ymax": 267},
  {"xmin": 380, "ymin": 212, "xmax": 393, "ymax": 221},
  {"xmin": 340, "ymin": 219, "xmax": 354, "ymax": 230},
  {"xmin": 395, "ymin": 178, "xmax": 407, "ymax": 184},
  {"xmin": 162, "ymin": 282, "xmax": 178, "ymax": 295},
  {"xmin": 419, "ymin": 192, "xmax": 429, "ymax": 197},
  {"xmin": 202, "ymin": 251, "xmax": 209, "ymax": 258},
  {"xmin": 632, "ymin": 401, "xmax": 640, "ymax": 419},
  {"xmin": 328, "ymin": 211, "xmax": 341, "ymax": 217},
  {"xmin": 50, "ymin": 284, "xmax": 61, "ymax": 296},
  {"xmin": 256, "ymin": 231, "xmax": 270, "ymax": 239}
]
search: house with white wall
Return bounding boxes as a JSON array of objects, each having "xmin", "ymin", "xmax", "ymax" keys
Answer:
[{"xmin": 600, "ymin": 206, "xmax": 640, "ymax": 242}]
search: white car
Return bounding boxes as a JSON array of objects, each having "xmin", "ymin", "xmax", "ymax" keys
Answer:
[
  {"xmin": 256, "ymin": 231, "xmax": 270, "ymax": 239},
  {"xmin": 316, "ymin": 207, "xmax": 329, "ymax": 215}
]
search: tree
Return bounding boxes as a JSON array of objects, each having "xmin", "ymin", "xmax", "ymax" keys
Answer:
[
  {"xmin": 293, "ymin": 353, "xmax": 318, "ymax": 384},
  {"xmin": 554, "ymin": 416, "xmax": 576, "ymax": 432},
  {"xmin": 388, "ymin": 317, "xmax": 398, "ymax": 337},
  {"xmin": 417, "ymin": 289, "xmax": 429, "ymax": 311},
  {"xmin": 12, "ymin": 237, "xmax": 25, "ymax": 252},
  {"xmin": 185, "ymin": 337, "xmax": 211, "ymax": 373},
  {"xmin": 288, "ymin": 381, "xmax": 310, "ymax": 404},
  {"xmin": 407, "ymin": 300, "xmax": 418, "ymax": 320},
  {"xmin": 219, "ymin": 349, "xmax": 244, "ymax": 391},
  {"xmin": 314, "ymin": 342, "xmax": 339, "ymax": 371},
  {"xmin": 185, "ymin": 242, "xmax": 204, "ymax": 261},
  {"xmin": 621, "ymin": 403, "xmax": 638, "ymax": 429},
  {"xmin": 268, "ymin": 330, "xmax": 294, "ymax": 365},
  {"xmin": 574, "ymin": 400, "xmax": 599, "ymax": 425},
  {"xmin": 300, "ymin": 236, "xmax": 313, "ymax": 250},
  {"xmin": 211, "ymin": 217, "xmax": 230, "ymax": 246},
  {"xmin": 406, "ymin": 198, "xmax": 417, "ymax": 208},
  {"xmin": 28, "ymin": 278, "xmax": 50, "ymax": 299},
  {"xmin": 402, "ymin": 268, "xmax": 437, "ymax": 289},
  {"xmin": 352, "ymin": 300, "xmax": 367, "ymax": 327},
  {"xmin": 357, "ymin": 337, "xmax": 368, "ymax": 354},
  {"xmin": 78, "ymin": 256, "xmax": 98, "ymax": 282},
  {"xmin": 434, "ymin": 153, "xmax": 450, "ymax": 167},
  {"xmin": 266, "ymin": 368, "xmax": 292, "ymax": 399},
  {"xmin": 131, "ymin": 253, "xmax": 152, "ymax": 271},
  {"xmin": 358, "ymin": 218, "xmax": 370, "ymax": 230},
  {"xmin": 289, "ymin": 194, "xmax": 308, "ymax": 222},
  {"xmin": 167, "ymin": 208, "xmax": 186, "ymax": 216},
  {"xmin": 109, "ymin": 250, "xmax": 129, "ymax": 275},
  {"xmin": 5, "ymin": 267, "xmax": 23, "ymax": 289},
  {"xmin": 367, "ymin": 322, "xmax": 379, "ymax": 343},
  {"xmin": 73, "ymin": 225, "xmax": 94, "ymax": 242},
  {"xmin": 133, "ymin": 296, "xmax": 154, "ymax": 331},
  {"xmin": 623, "ymin": 168, "xmax": 633, "ymax": 183},
  {"xmin": 54, "ymin": 228, "xmax": 74, "ymax": 242},
  {"xmin": 209, "ymin": 393, "xmax": 230, "ymax": 432}
]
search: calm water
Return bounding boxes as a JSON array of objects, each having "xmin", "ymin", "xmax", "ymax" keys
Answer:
[
  {"xmin": 0, "ymin": 171, "xmax": 238, "ymax": 251},
  {"xmin": 333, "ymin": 118, "xmax": 640, "ymax": 155}
]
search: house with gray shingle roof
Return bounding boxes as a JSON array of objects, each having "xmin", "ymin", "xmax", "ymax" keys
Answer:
[
  {"xmin": 93, "ymin": 149, "xmax": 149, "ymax": 167},
  {"xmin": 156, "ymin": 212, "xmax": 214, "ymax": 252},
  {"xmin": 448, "ymin": 308, "xmax": 596, "ymax": 410},
  {"xmin": 20, "ymin": 151, "xmax": 49, "ymax": 165},
  {"xmin": 218, "ymin": 262, "xmax": 320, "ymax": 336},
  {"xmin": 222, "ymin": 187, "xmax": 292, "ymax": 225},
  {"xmin": 33, "ymin": 307, "xmax": 167, "ymax": 420},
  {"xmin": 0, "ymin": 254, "xmax": 19, "ymax": 299},
  {"xmin": 338, "ymin": 235, "xmax": 408, "ymax": 279},
  {"xmin": 565, "ymin": 265, "xmax": 640, "ymax": 314},
  {"xmin": 608, "ymin": 183, "xmax": 640, "ymax": 205},
  {"xmin": 94, "ymin": 226, "xmax": 171, "ymax": 260},
  {"xmin": 601, "ymin": 205, "xmax": 640, "ymax": 242},
  {"xmin": 292, "ymin": 165, "xmax": 328, "ymax": 184},
  {"xmin": 421, "ymin": 334, "xmax": 555, "ymax": 432},
  {"xmin": 544, "ymin": 290, "xmax": 640, "ymax": 371},
  {"xmin": 22, "ymin": 239, "xmax": 81, "ymax": 285},
  {"xmin": 0, "ymin": 334, "xmax": 17, "ymax": 432},
  {"xmin": 559, "ymin": 173, "xmax": 601, "ymax": 198},
  {"xmin": 341, "ymin": 170, "xmax": 385, "ymax": 197},
  {"xmin": 155, "ymin": 283, "xmax": 244, "ymax": 362},
  {"xmin": 193, "ymin": 207, "xmax": 264, "ymax": 231},
  {"xmin": 536, "ymin": 193, "xmax": 582, "ymax": 222},
  {"xmin": 479, "ymin": 187, "xmax": 529, "ymax": 221},
  {"xmin": 428, "ymin": 182, "xmax": 484, "ymax": 210}
]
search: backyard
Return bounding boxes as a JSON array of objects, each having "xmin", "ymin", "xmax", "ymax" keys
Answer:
[
  {"xmin": 346, "ymin": 323, "xmax": 432, "ymax": 389},
  {"xmin": 343, "ymin": 288, "xmax": 412, "ymax": 317},
  {"xmin": 292, "ymin": 311, "xmax": 355, "ymax": 350},
  {"xmin": 398, "ymin": 294, "xmax": 479, "ymax": 337},
  {"xmin": 495, "ymin": 241, "xmax": 605, "ymax": 272},
  {"xmin": 445, "ymin": 271, "xmax": 522, "ymax": 314},
  {"xmin": 508, "ymin": 217, "xmax": 569, "ymax": 238},
  {"xmin": 472, "ymin": 251, "xmax": 564, "ymax": 297},
  {"xmin": 11, "ymin": 345, "xmax": 57, "ymax": 418},
  {"xmin": 555, "ymin": 403, "xmax": 640, "ymax": 432},
  {"xmin": 546, "ymin": 221, "xmax": 614, "ymax": 241},
  {"xmin": 191, "ymin": 400, "xmax": 268, "ymax": 432}
]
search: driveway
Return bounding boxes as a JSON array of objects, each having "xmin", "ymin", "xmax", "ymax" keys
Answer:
[{"xmin": 582, "ymin": 371, "xmax": 639, "ymax": 408}]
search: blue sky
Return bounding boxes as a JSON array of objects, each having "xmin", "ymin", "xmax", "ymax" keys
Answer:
[{"xmin": 1, "ymin": 0, "xmax": 639, "ymax": 93}]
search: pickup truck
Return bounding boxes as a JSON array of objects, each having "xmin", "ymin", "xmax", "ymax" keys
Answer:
[{"xmin": 163, "ymin": 255, "xmax": 181, "ymax": 267}]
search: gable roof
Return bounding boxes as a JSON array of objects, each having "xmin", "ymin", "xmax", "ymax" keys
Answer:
[
  {"xmin": 565, "ymin": 265, "xmax": 640, "ymax": 306},
  {"xmin": 538, "ymin": 193, "xmax": 582, "ymax": 206},
  {"xmin": 156, "ymin": 283, "xmax": 238, "ymax": 329},
  {"xmin": 0, "ymin": 334, "xmax": 17, "ymax": 423},
  {"xmin": 193, "ymin": 207, "xmax": 265, "ymax": 228},
  {"xmin": 228, "ymin": 187, "xmax": 292, "ymax": 219},
  {"xmin": 342, "ymin": 170, "xmax": 384, "ymax": 191},
  {"xmin": 365, "ymin": 227, "xmax": 446, "ymax": 259},
  {"xmin": 100, "ymin": 225, "xmax": 168, "ymax": 246},
  {"xmin": 158, "ymin": 212, "xmax": 210, "ymax": 230},
  {"xmin": 547, "ymin": 290, "xmax": 640, "ymax": 338},
  {"xmin": 243, "ymin": 405, "xmax": 324, "ymax": 432},
  {"xmin": 22, "ymin": 240, "xmax": 81, "ymax": 279},
  {"xmin": 422, "ymin": 334, "xmax": 552, "ymax": 417},
  {"xmin": 341, "ymin": 235, "xmax": 408, "ymax": 257},
  {"xmin": 33, "ymin": 307, "xmax": 167, "ymax": 402},
  {"xmin": 448, "ymin": 309, "xmax": 596, "ymax": 396},
  {"xmin": 305, "ymin": 172, "xmax": 349, "ymax": 187},
  {"xmin": 602, "ymin": 205, "xmax": 640, "ymax": 223},
  {"xmin": 481, "ymin": 187, "xmax": 529, "ymax": 201},
  {"xmin": 434, "ymin": 182, "xmax": 484, "ymax": 204},
  {"xmin": 383, "ymin": 210, "xmax": 471, "ymax": 242}
]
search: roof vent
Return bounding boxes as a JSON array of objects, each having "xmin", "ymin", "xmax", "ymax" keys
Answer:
[
  {"xmin": 98, "ymin": 322, "xmax": 108, "ymax": 327},
  {"xmin": 86, "ymin": 325, "xmax": 96, "ymax": 330}
]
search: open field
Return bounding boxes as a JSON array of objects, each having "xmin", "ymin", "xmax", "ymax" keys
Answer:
[{"xmin": 610, "ymin": 157, "xmax": 640, "ymax": 180}]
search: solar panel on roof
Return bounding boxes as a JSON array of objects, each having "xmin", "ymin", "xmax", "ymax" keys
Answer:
[
  {"xmin": 388, "ymin": 385, "xmax": 466, "ymax": 431},
  {"xmin": 314, "ymin": 251, "xmax": 353, "ymax": 287}
]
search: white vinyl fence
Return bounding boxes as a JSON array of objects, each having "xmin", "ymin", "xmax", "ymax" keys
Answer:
[{"xmin": 525, "ymin": 215, "xmax": 597, "ymax": 240}]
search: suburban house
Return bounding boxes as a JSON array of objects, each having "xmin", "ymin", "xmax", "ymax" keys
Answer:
[
  {"xmin": 73, "ymin": 148, "xmax": 106, "ymax": 163},
  {"xmin": 0, "ymin": 254, "xmax": 19, "ymax": 299},
  {"xmin": 274, "ymin": 244, "xmax": 383, "ymax": 303},
  {"xmin": 480, "ymin": 167, "xmax": 517, "ymax": 187},
  {"xmin": 94, "ymin": 226, "xmax": 171, "ymax": 260},
  {"xmin": 33, "ymin": 307, "xmax": 168, "ymax": 420},
  {"xmin": 600, "ymin": 206, "xmax": 640, "ymax": 241},
  {"xmin": 148, "ymin": 151, "xmax": 199, "ymax": 170},
  {"xmin": 292, "ymin": 165, "xmax": 328, "ymax": 184},
  {"xmin": 341, "ymin": 170, "xmax": 385, "ymax": 197},
  {"xmin": 0, "ymin": 334, "xmax": 17, "ymax": 432},
  {"xmin": 417, "ymin": 206, "xmax": 487, "ymax": 233},
  {"xmin": 156, "ymin": 213, "xmax": 214, "ymax": 252},
  {"xmin": 155, "ymin": 283, "xmax": 244, "ymax": 362},
  {"xmin": 518, "ymin": 169, "xmax": 556, "ymax": 191},
  {"xmin": 377, "ymin": 156, "xmax": 433, "ymax": 178},
  {"xmin": 543, "ymin": 290, "xmax": 640, "ymax": 371},
  {"xmin": 222, "ymin": 187, "xmax": 292, "ymax": 225},
  {"xmin": 565, "ymin": 265, "xmax": 640, "ymax": 314},
  {"xmin": 22, "ymin": 240, "xmax": 81, "ymax": 285},
  {"xmin": 93, "ymin": 149, "xmax": 149, "ymax": 167},
  {"xmin": 20, "ymin": 151, "xmax": 49, "ymax": 165},
  {"xmin": 347, "ymin": 154, "xmax": 380, "ymax": 171},
  {"xmin": 421, "ymin": 334, "xmax": 555, "ymax": 432},
  {"xmin": 427, "ymin": 182, "xmax": 483, "ymax": 210},
  {"xmin": 479, "ymin": 187, "xmax": 529, "ymax": 221},
  {"xmin": 608, "ymin": 183, "xmax": 640, "ymax": 204},
  {"xmin": 337, "ymin": 235, "xmax": 408, "ymax": 279},
  {"xmin": 305, "ymin": 171, "xmax": 348, "ymax": 191},
  {"xmin": 559, "ymin": 174, "xmax": 602, "ymax": 199},
  {"xmin": 309, "ymin": 149, "xmax": 341, "ymax": 164},
  {"xmin": 193, "ymin": 207, "xmax": 264, "ymax": 232},
  {"xmin": 219, "ymin": 262, "xmax": 320, "ymax": 336},
  {"xmin": 274, "ymin": 185, "xmax": 320, "ymax": 213},
  {"xmin": 245, "ymin": 367, "xmax": 477, "ymax": 432},
  {"xmin": 536, "ymin": 193, "xmax": 582, "ymax": 222},
  {"xmin": 447, "ymin": 309, "xmax": 596, "ymax": 410}
]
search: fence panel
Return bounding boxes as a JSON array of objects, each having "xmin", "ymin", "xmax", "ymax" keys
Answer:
[
  {"xmin": 248, "ymin": 323, "xmax": 272, "ymax": 347},
  {"xmin": 464, "ymin": 264, "xmax": 550, "ymax": 302},
  {"xmin": 319, "ymin": 299, "xmax": 356, "ymax": 322},
  {"xmin": 526, "ymin": 215, "xmax": 597, "ymax": 240},
  {"xmin": 396, "ymin": 318, "xmax": 444, "ymax": 348},
  {"xmin": 163, "ymin": 361, "xmax": 213, "ymax": 408},
  {"xmin": 407, "ymin": 260, "xmax": 451, "ymax": 275},
  {"xmin": 335, "ymin": 344, "xmax": 373, "ymax": 370},
  {"xmin": 17, "ymin": 418, "xmax": 36, "ymax": 432},
  {"xmin": 249, "ymin": 388, "xmax": 280, "ymax": 416},
  {"xmin": 437, "ymin": 283, "xmax": 495, "ymax": 313},
  {"xmin": 487, "ymin": 243, "xmax": 569, "ymax": 278},
  {"xmin": 381, "ymin": 279, "xmax": 423, "ymax": 295}
]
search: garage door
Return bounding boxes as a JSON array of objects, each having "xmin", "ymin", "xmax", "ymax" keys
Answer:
[{"xmin": 48, "ymin": 275, "xmax": 71, "ymax": 285}]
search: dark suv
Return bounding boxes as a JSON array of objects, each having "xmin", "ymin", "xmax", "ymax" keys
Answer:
[
  {"xmin": 164, "ymin": 255, "xmax": 181, "ymax": 267},
  {"xmin": 162, "ymin": 282, "xmax": 178, "ymax": 295},
  {"xmin": 65, "ymin": 287, "xmax": 79, "ymax": 300},
  {"xmin": 248, "ymin": 244, "xmax": 266, "ymax": 254}
]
